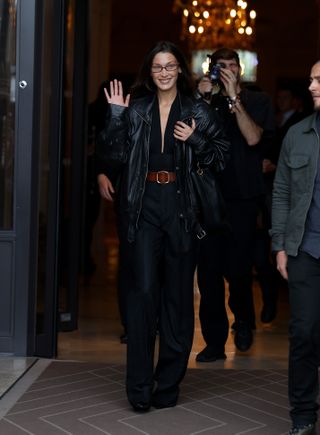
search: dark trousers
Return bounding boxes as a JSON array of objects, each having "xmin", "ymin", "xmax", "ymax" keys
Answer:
[
  {"xmin": 116, "ymin": 220, "xmax": 133, "ymax": 332},
  {"xmin": 197, "ymin": 198, "xmax": 258, "ymax": 350},
  {"xmin": 197, "ymin": 232, "xmax": 229, "ymax": 353},
  {"xmin": 253, "ymin": 227, "xmax": 278, "ymax": 309},
  {"xmin": 252, "ymin": 196, "xmax": 278, "ymax": 311},
  {"xmin": 83, "ymin": 162, "xmax": 101, "ymax": 270},
  {"xmin": 226, "ymin": 199, "xmax": 258, "ymax": 325},
  {"xmin": 287, "ymin": 251, "xmax": 320, "ymax": 426},
  {"xmin": 126, "ymin": 182, "xmax": 197, "ymax": 405}
]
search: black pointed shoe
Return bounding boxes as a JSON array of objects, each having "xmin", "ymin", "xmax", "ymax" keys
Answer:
[
  {"xmin": 196, "ymin": 346, "xmax": 227, "ymax": 362},
  {"xmin": 151, "ymin": 398, "xmax": 177, "ymax": 409},
  {"xmin": 130, "ymin": 401, "xmax": 151, "ymax": 412}
]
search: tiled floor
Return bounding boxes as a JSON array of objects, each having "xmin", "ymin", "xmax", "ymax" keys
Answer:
[
  {"xmin": 0, "ymin": 202, "xmax": 314, "ymax": 434},
  {"xmin": 0, "ymin": 361, "xmax": 294, "ymax": 435}
]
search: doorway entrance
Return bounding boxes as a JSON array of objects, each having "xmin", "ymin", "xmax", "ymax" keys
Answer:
[{"xmin": 33, "ymin": 0, "xmax": 118, "ymax": 359}]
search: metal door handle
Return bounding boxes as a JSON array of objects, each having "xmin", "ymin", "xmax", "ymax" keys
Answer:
[{"xmin": 19, "ymin": 80, "xmax": 27, "ymax": 89}]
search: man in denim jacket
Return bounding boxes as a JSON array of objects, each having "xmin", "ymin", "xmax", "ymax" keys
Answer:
[{"xmin": 271, "ymin": 61, "xmax": 320, "ymax": 435}]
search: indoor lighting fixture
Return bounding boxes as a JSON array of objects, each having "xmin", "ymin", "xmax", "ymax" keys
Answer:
[{"xmin": 173, "ymin": 0, "xmax": 257, "ymax": 50}]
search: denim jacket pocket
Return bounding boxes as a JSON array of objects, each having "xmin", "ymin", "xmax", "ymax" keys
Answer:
[
  {"xmin": 287, "ymin": 155, "xmax": 311, "ymax": 195},
  {"xmin": 287, "ymin": 155, "xmax": 309, "ymax": 169}
]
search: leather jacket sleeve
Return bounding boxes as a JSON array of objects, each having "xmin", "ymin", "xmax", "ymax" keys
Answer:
[
  {"xmin": 95, "ymin": 104, "xmax": 130, "ymax": 174},
  {"xmin": 186, "ymin": 101, "xmax": 230, "ymax": 173}
]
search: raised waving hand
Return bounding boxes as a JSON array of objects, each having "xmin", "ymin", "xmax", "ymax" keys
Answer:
[{"xmin": 104, "ymin": 79, "xmax": 130, "ymax": 107}]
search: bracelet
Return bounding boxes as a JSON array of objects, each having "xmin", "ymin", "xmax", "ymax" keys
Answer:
[{"xmin": 227, "ymin": 94, "xmax": 241, "ymax": 111}]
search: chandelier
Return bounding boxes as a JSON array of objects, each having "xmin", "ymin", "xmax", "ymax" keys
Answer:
[{"xmin": 173, "ymin": 0, "xmax": 257, "ymax": 50}]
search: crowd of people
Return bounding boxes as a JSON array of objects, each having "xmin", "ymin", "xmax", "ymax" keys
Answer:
[{"xmin": 92, "ymin": 41, "xmax": 319, "ymax": 435}]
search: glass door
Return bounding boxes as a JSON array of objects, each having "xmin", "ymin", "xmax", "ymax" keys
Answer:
[
  {"xmin": 57, "ymin": 0, "xmax": 88, "ymax": 333},
  {"xmin": 32, "ymin": 0, "xmax": 66, "ymax": 357},
  {"xmin": 33, "ymin": 0, "xmax": 88, "ymax": 356},
  {"xmin": 0, "ymin": 0, "xmax": 15, "ymax": 231},
  {"xmin": 0, "ymin": 0, "xmax": 88, "ymax": 356},
  {"xmin": 0, "ymin": 0, "xmax": 16, "ymax": 352}
]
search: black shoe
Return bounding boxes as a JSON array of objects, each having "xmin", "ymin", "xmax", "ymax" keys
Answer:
[
  {"xmin": 196, "ymin": 346, "xmax": 227, "ymax": 362},
  {"xmin": 288, "ymin": 423, "xmax": 316, "ymax": 435},
  {"xmin": 260, "ymin": 304, "xmax": 277, "ymax": 323},
  {"xmin": 130, "ymin": 401, "xmax": 151, "ymax": 412},
  {"xmin": 234, "ymin": 321, "xmax": 253, "ymax": 352},
  {"xmin": 151, "ymin": 398, "xmax": 177, "ymax": 409},
  {"xmin": 120, "ymin": 333, "xmax": 128, "ymax": 344}
]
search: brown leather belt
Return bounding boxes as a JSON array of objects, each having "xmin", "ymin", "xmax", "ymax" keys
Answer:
[{"xmin": 146, "ymin": 171, "xmax": 176, "ymax": 184}]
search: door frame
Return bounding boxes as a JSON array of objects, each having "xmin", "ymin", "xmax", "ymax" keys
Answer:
[{"xmin": 31, "ymin": 0, "xmax": 66, "ymax": 357}]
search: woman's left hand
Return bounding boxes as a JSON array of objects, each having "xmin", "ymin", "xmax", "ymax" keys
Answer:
[{"xmin": 174, "ymin": 119, "xmax": 196, "ymax": 141}]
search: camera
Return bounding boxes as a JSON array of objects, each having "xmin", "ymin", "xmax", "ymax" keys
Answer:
[{"xmin": 208, "ymin": 62, "xmax": 225, "ymax": 84}]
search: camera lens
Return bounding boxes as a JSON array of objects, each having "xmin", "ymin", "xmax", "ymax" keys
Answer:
[
  {"xmin": 208, "ymin": 63, "xmax": 224, "ymax": 83},
  {"xmin": 209, "ymin": 65, "xmax": 220, "ymax": 81}
]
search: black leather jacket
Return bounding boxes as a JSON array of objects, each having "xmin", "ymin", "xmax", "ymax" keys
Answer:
[{"xmin": 96, "ymin": 92, "xmax": 229, "ymax": 242}]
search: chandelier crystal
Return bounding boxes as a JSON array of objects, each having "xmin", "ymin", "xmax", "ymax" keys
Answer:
[{"xmin": 173, "ymin": 0, "xmax": 256, "ymax": 50}]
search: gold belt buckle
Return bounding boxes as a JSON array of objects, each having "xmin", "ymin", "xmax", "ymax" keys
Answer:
[{"xmin": 156, "ymin": 171, "xmax": 169, "ymax": 184}]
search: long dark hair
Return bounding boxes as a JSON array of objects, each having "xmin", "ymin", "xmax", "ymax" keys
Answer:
[{"xmin": 131, "ymin": 40, "xmax": 195, "ymax": 99}]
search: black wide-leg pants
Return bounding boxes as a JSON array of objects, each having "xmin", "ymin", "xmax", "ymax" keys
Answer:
[
  {"xmin": 126, "ymin": 182, "xmax": 197, "ymax": 406},
  {"xmin": 287, "ymin": 251, "xmax": 320, "ymax": 426}
]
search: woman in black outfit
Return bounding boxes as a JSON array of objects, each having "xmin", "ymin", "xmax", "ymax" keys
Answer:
[{"xmin": 97, "ymin": 41, "xmax": 229, "ymax": 412}]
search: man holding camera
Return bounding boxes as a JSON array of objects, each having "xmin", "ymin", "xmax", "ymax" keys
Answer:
[{"xmin": 196, "ymin": 48, "xmax": 275, "ymax": 361}]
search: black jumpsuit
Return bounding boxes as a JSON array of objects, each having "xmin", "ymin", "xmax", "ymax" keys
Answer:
[{"xmin": 126, "ymin": 97, "xmax": 197, "ymax": 407}]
